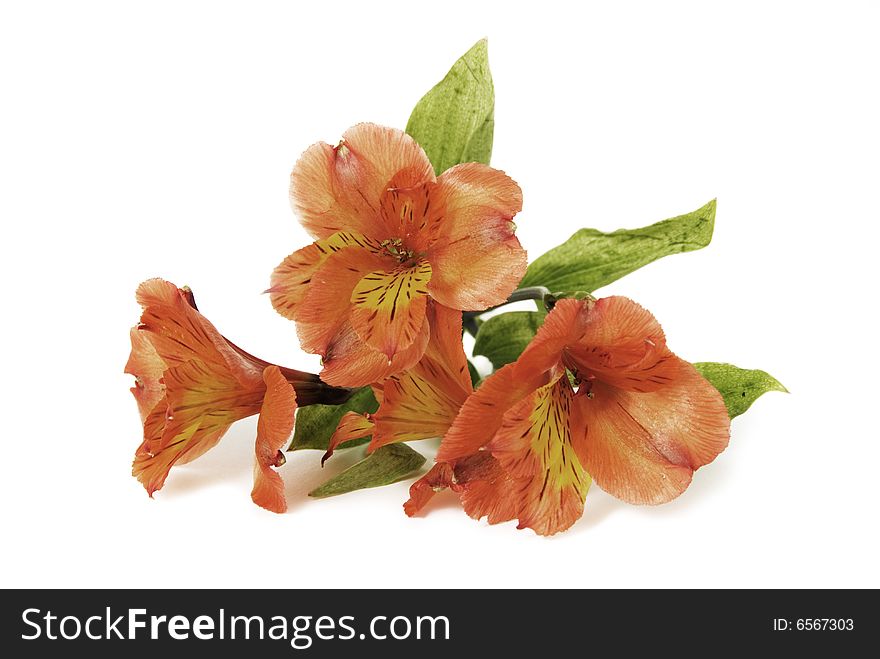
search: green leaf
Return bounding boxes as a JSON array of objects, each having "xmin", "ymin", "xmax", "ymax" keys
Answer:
[
  {"xmin": 308, "ymin": 444, "xmax": 427, "ymax": 499},
  {"xmin": 406, "ymin": 38, "xmax": 494, "ymax": 174},
  {"xmin": 288, "ymin": 387, "xmax": 378, "ymax": 451},
  {"xmin": 693, "ymin": 362, "xmax": 788, "ymax": 419},
  {"xmin": 473, "ymin": 311, "xmax": 544, "ymax": 369},
  {"xmin": 520, "ymin": 199, "xmax": 717, "ymax": 293}
]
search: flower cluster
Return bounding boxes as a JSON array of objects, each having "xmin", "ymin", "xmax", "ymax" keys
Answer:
[{"xmin": 126, "ymin": 43, "xmax": 781, "ymax": 534}]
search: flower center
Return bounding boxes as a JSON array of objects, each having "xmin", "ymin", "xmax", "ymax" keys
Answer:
[
  {"xmin": 563, "ymin": 360, "xmax": 597, "ymax": 399},
  {"xmin": 381, "ymin": 238, "xmax": 418, "ymax": 265}
]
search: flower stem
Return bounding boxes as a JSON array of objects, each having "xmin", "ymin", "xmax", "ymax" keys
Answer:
[
  {"xmin": 227, "ymin": 340, "xmax": 354, "ymax": 406},
  {"xmin": 462, "ymin": 286, "xmax": 554, "ymax": 337},
  {"xmin": 499, "ymin": 286, "xmax": 552, "ymax": 306}
]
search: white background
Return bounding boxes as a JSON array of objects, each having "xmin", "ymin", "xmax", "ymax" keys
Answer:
[{"xmin": 2, "ymin": 0, "xmax": 878, "ymax": 589}]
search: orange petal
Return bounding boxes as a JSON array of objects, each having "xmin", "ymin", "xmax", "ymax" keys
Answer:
[
  {"xmin": 426, "ymin": 163, "xmax": 525, "ymax": 310},
  {"xmin": 132, "ymin": 359, "xmax": 264, "ymax": 496},
  {"xmin": 403, "ymin": 453, "xmax": 518, "ymax": 526},
  {"xmin": 322, "ymin": 412, "xmax": 375, "ymax": 465},
  {"xmin": 349, "ymin": 260, "xmax": 431, "ymax": 358},
  {"xmin": 436, "ymin": 359, "xmax": 551, "ymax": 462},
  {"xmin": 565, "ymin": 296, "xmax": 680, "ymax": 393},
  {"xmin": 132, "ymin": 396, "xmax": 230, "ymax": 496},
  {"xmin": 371, "ymin": 382, "xmax": 385, "ymax": 406},
  {"xmin": 455, "ymin": 453, "xmax": 520, "ymax": 525},
  {"xmin": 133, "ymin": 426, "xmax": 228, "ymax": 497},
  {"xmin": 293, "ymin": 247, "xmax": 390, "ymax": 357},
  {"xmin": 125, "ymin": 327, "xmax": 166, "ymax": 422},
  {"xmin": 403, "ymin": 462, "xmax": 455, "ymax": 517},
  {"xmin": 320, "ymin": 317, "xmax": 430, "ymax": 387},
  {"xmin": 335, "ymin": 124, "xmax": 435, "ymax": 233},
  {"xmin": 431, "ymin": 163, "xmax": 523, "ymax": 243},
  {"xmin": 370, "ymin": 370, "xmax": 459, "ymax": 447},
  {"xmin": 135, "ymin": 278, "xmax": 260, "ymax": 387},
  {"xmin": 161, "ymin": 360, "xmax": 265, "ymax": 443},
  {"xmin": 377, "ymin": 177, "xmax": 445, "ymax": 251},
  {"xmin": 269, "ymin": 231, "xmax": 382, "ymax": 321},
  {"xmin": 291, "ymin": 123, "xmax": 434, "ymax": 240},
  {"xmin": 487, "ymin": 376, "xmax": 590, "ymax": 535},
  {"xmin": 421, "ymin": 303, "xmax": 473, "ymax": 385},
  {"xmin": 251, "ymin": 366, "xmax": 298, "ymax": 514},
  {"xmin": 370, "ymin": 304, "xmax": 472, "ymax": 450},
  {"xmin": 289, "ymin": 141, "xmax": 358, "ymax": 239},
  {"xmin": 577, "ymin": 359, "xmax": 730, "ymax": 505},
  {"xmin": 517, "ymin": 298, "xmax": 589, "ymax": 375},
  {"xmin": 141, "ymin": 398, "xmax": 168, "ymax": 448}
]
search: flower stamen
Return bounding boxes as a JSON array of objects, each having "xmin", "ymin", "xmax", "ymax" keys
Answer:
[{"xmin": 380, "ymin": 238, "xmax": 418, "ymax": 265}]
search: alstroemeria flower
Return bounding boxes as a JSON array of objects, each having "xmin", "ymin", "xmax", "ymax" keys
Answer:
[
  {"xmin": 268, "ymin": 123, "xmax": 524, "ymax": 387},
  {"xmin": 407, "ymin": 297, "xmax": 731, "ymax": 535},
  {"xmin": 125, "ymin": 279, "xmax": 350, "ymax": 513},
  {"xmin": 321, "ymin": 302, "xmax": 473, "ymax": 462}
]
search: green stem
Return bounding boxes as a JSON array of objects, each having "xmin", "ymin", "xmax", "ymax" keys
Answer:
[
  {"xmin": 496, "ymin": 286, "xmax": 552, "ymax": 307},
  {"xmin": 462, "ymin": 286, "xmax": 554, "ymax": 337}
]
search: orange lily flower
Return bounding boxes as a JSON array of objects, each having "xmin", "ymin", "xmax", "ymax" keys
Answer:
[
  {"xmin": 125, "ymin": 279, "xmax": 351, "ymax": 513},
  {"xmin": 321, "ymin": 302, "xmax": 473, "ymax": 462},
  {"xmin": 268, "ymin": 123, "xmax": 524, "ymax": 387},
  {"xmin": 407, "ymin": 297, "xmax": 731, "ymax": 535}
]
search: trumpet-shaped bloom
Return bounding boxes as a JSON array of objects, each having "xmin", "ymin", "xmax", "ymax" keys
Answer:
[
  {"xmin": 126, "ymin": 279, "xmax": 350, "ymax": 512},
  {"xmin": 321, "ymin": 302, "xmax": 473, "ymax": 462},
  {"xmin": 268, "ymin": 123, "xmax": 524, "ymax": 387},
  {"xmin": 407, "ymin": 297, "xmax": 731, "ymax": 535}
]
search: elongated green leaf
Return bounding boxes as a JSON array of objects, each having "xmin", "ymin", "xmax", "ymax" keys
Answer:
[
  {"xmin": 520, "ymin": 200, "xmax": 716, "ymax": 293},
  {"xmin": 406, "ymin": 39, "xmax": 494, "ymax": 174},
  {"xmin": 288, "ymin": 387, "xmax": 378, "ymax": 451},
  {"xmin": 473, "ymin": 311, "xmax": 544, "ymax": 369},
  {"xmin": 694, "ymin": 362, "xmax": 787, "ymax": 419},
  {"xmin": 309, "ymin": 444, "xmax": 426, "ymax": 499}
]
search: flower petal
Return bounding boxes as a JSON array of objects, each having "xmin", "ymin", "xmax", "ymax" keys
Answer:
[
  {"xmin": 427, "ymin": 163, "xmax": 525, "ymax": 310},
  {"xmin": 319, "ymin": 317, "xmax": 430, "ymax": 387},
  {"xmin": 421, "ymin": 303, "xmax": 473, "ymax": 388},
  {"xmin": 349, "ymin": 260, "xmax": 432, "ymax": 358},
  {"xmin": 291, "ymin": 123, "xmax": 434, "ymax": 240},
  {"xmin": 370, "ymin": 304, "xmax": 472, "ymax": 449},
  {"xmin": 135, "ymin": 278, "xmax": 260, "ymax": 386},
  {"xmin": 132, "ymin": 359, "xmax": 263, "ymax": 496},
  {"xmin": 403, "ymin": 462, "xmax": 455, "ymax": 517},
  {"xmin": 378, "ymin": 178, "xmax": 444, "ymax": 251},
  {"xmin": 289, "ymin": 141, "xmax": 356, "ymax": 239},
  {"xmin": 371, "ymin": 370, "xmax": 458, "ymax": 447},
  {"xmin": 132, "ymin": 398, "xmax": 229, "ymax": 496},
  {"xmin": 431, "ymin": 163, "xmax": 523, "ymax": 242},
  {"xmin": 577, "ymin": 359, "xmax": 730, "ymax": 505},
  {"xmin": 322, "ymin": 411, "xmax": 375, "ymax": 465},
  {"xmin": 517, "ymin": 298, "xmax": 589, "ymax": 375},
  {"xmin": 268, "ymin": 231, "xmax": 382, "ymax": 321},
  {"xmin": 436, "ymin": 359, "xmax": 551, "ymax": 462},
  {"xmin": 565, "ymin": 296, "xmax": 680, "ymax": 393},
  {"xmin": 162, "ymin": 360, "xmax": 265, "ymax": 441},
  {"xmin": 293, "ymin": 246, "xmax": 390, "ymax": 357},
  {"xmin": 133, "ymin": 425, "xmax": 228, "ymax": 497},
  {"xmin": 403, "ymin": 453, "xmax": 518, "ymax": 525},
  {"xmin": 455, "ymin": 453, "xmax": 520, "ymax": 525},
  {"xmin": 431, "ymin": 298, "xmax": 582, "ymax": 460},
  {"xmin": 251, "ymin": 366, "xmax": 298, "ymax": 514},
  {"xmin": 487, "ymin": 376, "xmax": 590, "ymax": 535},
  {"xmin": 125, "ymin": 327, "xmax": 166, "ymax": 422}
]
